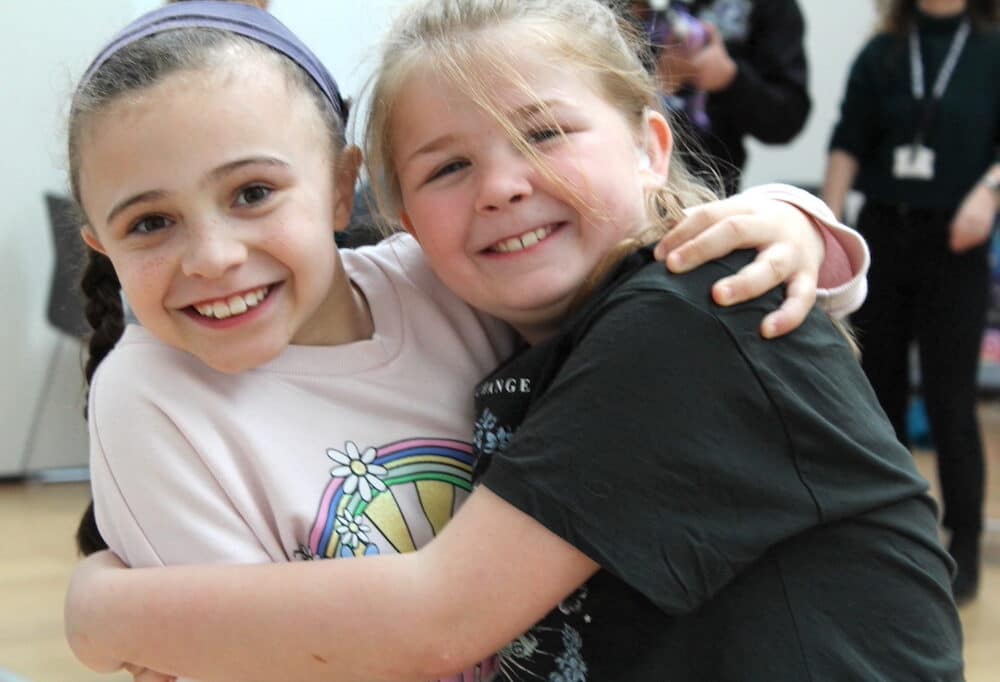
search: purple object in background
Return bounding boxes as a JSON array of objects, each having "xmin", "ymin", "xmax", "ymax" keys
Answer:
[{"xmin": 644, "ymin": 3, "xmax": 711, "ymax": 130}]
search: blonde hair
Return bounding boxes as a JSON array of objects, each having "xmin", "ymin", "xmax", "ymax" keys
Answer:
[{"xmin": 363, "ymin": 0, "xmax": 717, "ymax": 242}]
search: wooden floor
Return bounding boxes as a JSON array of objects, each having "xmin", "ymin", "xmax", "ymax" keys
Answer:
[{"xmin": 1, "ymin": 405, "xmax": 999, "ymax": 681}]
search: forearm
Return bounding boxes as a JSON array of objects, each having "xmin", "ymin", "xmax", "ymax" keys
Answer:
[
  {"xmin": 66, "ymin": 488, "xmax": 597, "ymax": 682},
  {"xmin": 68, "ymin": 554, "xmax": 470, "ymax": 682},
  {"xmin": 821, "ymin": 150, "xmax": 859, "ymax": 221}
]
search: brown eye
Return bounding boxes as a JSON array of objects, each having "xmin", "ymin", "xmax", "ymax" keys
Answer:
[
  {"xmin": 235, "ymin": 184, "xmax": 272, "ymax": 207},
  {"xmin": 129, "ymin": 214, "xmax": 172, "ymax": 235}
]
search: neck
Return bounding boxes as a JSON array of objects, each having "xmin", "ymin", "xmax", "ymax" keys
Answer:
[
  {"xmin": 292, "ymin": 263, "xmax": 374, "ymax": 347},
  {"xmin": 918, "ymin": 0, "xmax": 967, "ymax": 17}
]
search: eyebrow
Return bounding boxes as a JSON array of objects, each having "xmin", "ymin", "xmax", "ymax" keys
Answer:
[
  {"xmin": 512, "ymin": 100, "xmax": 561, "ymax": 120},
  {"xmin": 402, "ymin": 98, "xmax": 572, "ymax": 168},
  {"xmin": 105, "ymin": 156, "xmax": 291, "ymax": 224},
  {"xmin": 403, "ymin": 134, "xmax": 459, "ymax": 167}
]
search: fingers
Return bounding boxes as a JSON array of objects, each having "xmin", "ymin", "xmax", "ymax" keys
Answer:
[
  {"xmin": 709, "ymin": 242, "xmax": 798, "ymax": 306},
  {"xmin": 758, "ymin": 273, "xmax": 817, "ymax": 339},
  {"xmin": 653, "ymin": 201, "xmax": 730, "ymax": 261},
  {"xmin": 657, "ymin": 209, "xmax": 772, "ymax": 273},
  {"xmin": 709, "ymin": 247, "xmax": 817, "ymax": 338}
]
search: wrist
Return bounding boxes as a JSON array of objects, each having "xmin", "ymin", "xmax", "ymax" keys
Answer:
[{"xmin": 982, "ymin": 172, "xmax": 1000, "ymax": 210}]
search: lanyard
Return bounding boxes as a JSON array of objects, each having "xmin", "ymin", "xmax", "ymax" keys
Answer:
[{"xmin": 909, "ymin": 17, "xmax": 971, "ymax": 144}]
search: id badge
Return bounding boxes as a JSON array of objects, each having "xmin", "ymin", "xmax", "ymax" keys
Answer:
[{"xmin": 893, "ymin": 144, "xmax": 935, "ymax": 180}]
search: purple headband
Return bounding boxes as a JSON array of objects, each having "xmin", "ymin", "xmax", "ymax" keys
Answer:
[{"xmin": 80, "ymin": 1, "xmax": 347, "ymax": 125}]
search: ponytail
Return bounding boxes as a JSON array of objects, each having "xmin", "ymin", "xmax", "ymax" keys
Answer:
[{"xmin": 76, "ymin": 247, "xmax": 124, "ymax": 555}]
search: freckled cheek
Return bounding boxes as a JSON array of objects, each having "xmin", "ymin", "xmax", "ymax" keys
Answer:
[
  {"xmin": 121, "ymin": 254, "xmax": 168, "ymax": 286},
  {"xmin": 114, "ymin": 254, "xmax": 172, "ymax": 314},
  {"xmin": 262, "ymin": 219, "xmax": 336, "ymax": 254}
]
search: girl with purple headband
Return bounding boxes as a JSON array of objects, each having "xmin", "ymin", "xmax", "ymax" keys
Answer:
[{"xmin": 64, "ymin": 2, "xmax": 872, "ymax": 680}]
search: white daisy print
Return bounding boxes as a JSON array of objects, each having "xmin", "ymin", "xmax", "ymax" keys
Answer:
[
  {"xmin": 334, "ymin": 511, "xmax": 371, "ymax": 549},
  {"xmin": 328, "ymin": 441, "xmax": 388, "ymax": 502}
]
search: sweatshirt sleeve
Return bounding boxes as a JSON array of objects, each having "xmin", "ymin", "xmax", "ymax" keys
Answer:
[{"xmin": 737, "ymin": 183, "xmax": 870, "ymax": 317}]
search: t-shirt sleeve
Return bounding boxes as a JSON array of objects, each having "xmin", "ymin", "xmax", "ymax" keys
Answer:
[
  {"xmin": 479, "ymin": 289, "xmax": 821, "ymax": 614},
  {"xmin": 89, "ymin": 352, "xmax": 272, "ymax": 569}
]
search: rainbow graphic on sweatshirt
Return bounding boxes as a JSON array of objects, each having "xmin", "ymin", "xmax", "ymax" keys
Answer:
[{"xmin": 308, "ymin": 438, "xmax": 476, "ymax": 559}]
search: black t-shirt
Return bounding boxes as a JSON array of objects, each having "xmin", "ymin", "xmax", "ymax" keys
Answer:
[
  {"xmin": 473, "ymin": 249, "xmax": 963, "ymax": 681},
  {"xmin": 829, "ymin": 12, "xmax": 1000, "ymax": 210}
]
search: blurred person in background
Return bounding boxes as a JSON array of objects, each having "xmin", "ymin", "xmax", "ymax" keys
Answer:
[
  {"xmin": 630, "ymin": 0, "xmax": 811, "ymax": 195},
  {"xmin": 823, "ymin": 0, "xmax": 999, "ymax": 606}
]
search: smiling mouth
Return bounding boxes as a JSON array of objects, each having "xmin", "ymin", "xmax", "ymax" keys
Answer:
[
  {"xmin": 488, "ymin": 223, "xmax": 563, "ymax": 254},
  {"xmin": 190, "ymin": 285, "xmax": 272, "ymax": 320}
]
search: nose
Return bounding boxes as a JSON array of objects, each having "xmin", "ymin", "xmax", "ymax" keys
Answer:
[
  {"xmin": 474, "ymin": 153, "xmax": 533, "ymax": 214},
  {"xmin": 180, "ymin": 221, "xmax": 248, "ymax": 279}
]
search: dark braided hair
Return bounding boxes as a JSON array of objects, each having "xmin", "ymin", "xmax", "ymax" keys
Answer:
[
  {"xmin": 75, "ymin": 248, "xmax": 124, "ymax": 555},
  {"xmin": 81, "ymin": 249, "xmax": 125, "ymax": 391},
  {"xmin": 69, "ymin": 28, "xmax": 347, "ymax": 556}
]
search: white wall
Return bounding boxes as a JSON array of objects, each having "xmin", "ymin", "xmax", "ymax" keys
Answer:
[
  {"xmin": 0, "ymin": 0, "xmax": 137, "ymax": 475},
  {"xmin": 0, "ymin": 0, "xmax": 877, "ymax": 476},
  {"xmin": 268, "ymin": 0, "xmax": 410, "ymax": 136}
]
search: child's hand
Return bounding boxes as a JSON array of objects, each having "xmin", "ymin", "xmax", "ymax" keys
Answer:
[
  {"xmin": 65, "ymin": 549, "xmax": 130, "ymax": 673},
  {"xmin": 653, "ymin": 196, "xmax": 824, "ymax": 338}
]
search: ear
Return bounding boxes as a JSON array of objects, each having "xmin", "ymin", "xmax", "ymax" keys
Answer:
[
  {"xmin": 639, "ymin": 108, "xmax": 673, "ymax": 181},
  {"xmin": 333, "ymin": 145, "xmax": 363, "ymax": 232},
  {"xmin": 80, "ymin": 227, "xmax": 106, "ymax": 255}
]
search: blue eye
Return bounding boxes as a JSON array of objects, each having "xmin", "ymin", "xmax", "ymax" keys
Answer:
[
  {"xmin": 130, "ymin": 214, "xmax": 172, "ymax": 235},
  {"xmin": 428, "ymin": 160, "xmax": 470, "ymax": 182},
  {"xmin": 234, "ymin": 184, "xmax": 272, "ymax": 206}
]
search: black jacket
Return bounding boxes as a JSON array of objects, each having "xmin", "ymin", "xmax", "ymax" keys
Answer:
[{"xmin": 677, "ymin": 0, "xmax": 811, "ymax": 194}]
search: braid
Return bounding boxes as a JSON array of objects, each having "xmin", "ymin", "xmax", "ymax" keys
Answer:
[
  {"xmin": 76, "ymin": 501, "xmax": 108, "ymax": 556},
  {"xmin": 81, "ymin": 249, "xmax": 124, "ymax": 393},
  {"xmin": 76, "ymin": 247, "xmax": 124, "ymax": 555}
]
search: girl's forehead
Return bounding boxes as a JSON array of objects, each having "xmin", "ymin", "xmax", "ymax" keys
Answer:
[
  {"xmin": 78, "ymin": 58, "xmax": 333, "ymax": 192},
  {"xmin": 90, "ymin": 57, "xmax": 322, "ymax": 140},
  {"xmin": 405, "ymin": 46, "xmax": 603, "ymax": 114}
]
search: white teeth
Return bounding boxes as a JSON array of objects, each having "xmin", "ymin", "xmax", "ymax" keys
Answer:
[
  {"xmin": 493, "ymin": 225, "xmax": 555, "ymax": 253},
  {"xmin": 521, "ymin": 231, "xmax": 540, "ymax": 248},
  {"xmin": 193, "ymin": 286, "xmax": 269, "ymax": 319},
  {"xmin": 227, "ymin": 295, "xmax": 248, "ymax": 315}
]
